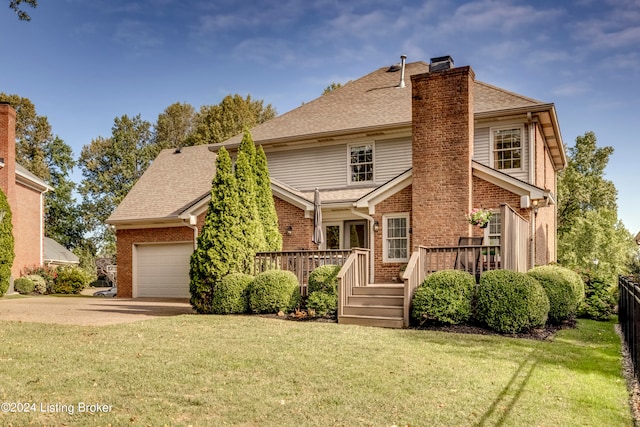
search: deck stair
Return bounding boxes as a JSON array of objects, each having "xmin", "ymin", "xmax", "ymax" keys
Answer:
[{"xmin": 338, "ymin": 284, "xmax": 405, "ymax": 328}]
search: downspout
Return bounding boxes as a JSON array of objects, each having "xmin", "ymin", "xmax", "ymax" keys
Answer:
[
  {"xmin": 185, "ymin": 215, "xmax": 199, "ymax": 250},
  {"xmin": 350, "ymin": 208, "xmax": 375, "ymax": 284}
]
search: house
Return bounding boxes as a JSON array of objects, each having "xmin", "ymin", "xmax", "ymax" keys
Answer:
[
  {"xmin": 0, "ymin": 102, "xmax": 52, "ymax": 285},
  {"xmin": 44, "ymin": 237, "xmax": 80, "ymax": 268},
  {"xmin": 108, "ymin": 56, "xmax": 566, "ymax": 320}
]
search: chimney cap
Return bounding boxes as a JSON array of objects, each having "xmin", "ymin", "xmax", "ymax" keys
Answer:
[{"xmin": 430, "ymin": 55, "xmax": 454, "ymax": 72}]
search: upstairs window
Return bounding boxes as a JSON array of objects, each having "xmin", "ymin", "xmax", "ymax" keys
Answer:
[
  {"xmin": 349, "ymin": 144, "xmax": 374, "ymax": 183},
  {"xmin": 492, "ymin": 127, "xmax": 523, "ymax": 170}
]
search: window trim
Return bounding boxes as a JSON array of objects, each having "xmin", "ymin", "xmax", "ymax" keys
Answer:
[
  {"xmin": 490, "ymin": 124, "xmax": 525, "ymax": 172},
  {"xmin": 347, "ymin": 142, "xmax": 375, "ymax": 185},
  {"xmin": 382, "ymin": 213, "xmax": 410, "ymax": 263}
]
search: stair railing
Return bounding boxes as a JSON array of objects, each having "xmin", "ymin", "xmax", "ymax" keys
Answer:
[{"xmin": 337, "ymin": 248, "xmax": 370, "ymax": 319}]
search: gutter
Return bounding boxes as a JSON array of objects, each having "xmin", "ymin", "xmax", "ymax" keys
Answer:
[{"xmin": 184, "ymin": 216, "xmax": 199, "ymax": 250}]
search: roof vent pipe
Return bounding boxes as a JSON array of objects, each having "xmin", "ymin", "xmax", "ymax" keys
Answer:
[{"xmin": 397, "ymin": 55, "xmax": 407, "ymax": 88}]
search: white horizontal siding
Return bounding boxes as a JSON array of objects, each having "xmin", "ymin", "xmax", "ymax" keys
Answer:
[
  {"xmin": 474, "ymin": 127, "xmax": 490, "ymax": 165},
  {"xmin": 474, "ymin": 123, "xmax": 531, "ymax": 184},
  {"xmin": 374, "ymin": 138, "xmax": 412, "ymax": 183}
]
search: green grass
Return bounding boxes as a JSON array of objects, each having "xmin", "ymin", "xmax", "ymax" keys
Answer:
[{"xmin": 0, "ymin": 316, "xmax": 633, "ymax": 426}]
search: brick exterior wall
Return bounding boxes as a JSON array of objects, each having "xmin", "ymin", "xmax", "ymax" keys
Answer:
[
  {"xmin": 372, "ymin": 185, "xmax": 412, "ymax": 283},
  {"xmin": 1, "ymin": 103, "xmax": 45, "ymax": 279},
  {"xmin": 274, "ymin": 197, "xmax": 317, "ymax": 251},
  {"xmin": 411, "ymin": 66, "xmax": 475, "ymax": 248},
  {"xmin": 533, "ymin": 122, "xmax": 557, "ymax": 265}
]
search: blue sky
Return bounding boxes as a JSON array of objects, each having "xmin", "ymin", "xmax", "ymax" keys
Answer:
[{"xmin": 1, "ymin": 0, "xmax": 638, "ymax": 234}]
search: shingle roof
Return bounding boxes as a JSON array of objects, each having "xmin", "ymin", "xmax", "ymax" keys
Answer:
[
  {"xmin": 109, "ymin": 60, "xmax": 551, "ymax": 223},
  {"xmin": 220, "ymin": 61, "xmax": 544, "ymax": 146},
  {"xmin": 44, "ymin": 237, "xmax": 79, "ymax": 264},
  {"xmin": 107, "ymin": 145, "xmax": 216, "ymax": 223}
]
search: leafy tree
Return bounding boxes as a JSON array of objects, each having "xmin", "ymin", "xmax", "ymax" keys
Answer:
[
  {"xmin": 0, "ymin": 187, "xmax": 14, "ymax": 296},
  {"xmin": 235, "ymin": 130, "xmax": 265, "ymax": 271},
  {"xmin": 153, "ymin": 102, "xmax": 196, "ymax": 151},
  {"xmin": 186, "ymin": 94, "xmax": 276, "ymax": 146},
  {"xmin": 557, "ymin": 131, "xmax": 636, "ymax": 276},
  {"xmin": 189, "ymin": 147, "xmax": 243, "ymax": 313},
  {"xmin": 78, "ymin": 114, "xmax": 153, "ymax": 252},
  {"xmin": 322, "ymin": 82, "xmax": 343, "ymax": 95},
  {"xmin": 255, "ymin": 145, "xmax": 281, "ymax": 251},
  {"xmin": 9, "ymin": 0, "xmax": 37, "ymax": 21},
  {"xmin": 44, "ymin": 137, "xmax": 85, "ymax": 249}
]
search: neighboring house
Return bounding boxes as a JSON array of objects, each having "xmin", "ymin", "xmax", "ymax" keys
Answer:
[
  {"xmin": 0, "ymin": 102, "xmax": 52, "ymax": 283},
  {"xmin": 108, "ymin": 56, "xmax": 566, "ymax": 307},
  {"xmin": 44, "ymin": 237, "xmax": 80, "ymax": 268}
]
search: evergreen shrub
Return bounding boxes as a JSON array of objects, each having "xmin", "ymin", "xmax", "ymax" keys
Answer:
[
  {"xmin": 306, "ymin": 291, "xmax": 337, "ymax": 317},
  {"xmin": 577, "ymin": 269, "xmax": 616, "ymax": 320},
  {"xmin": 476, "ymin": 270, "xmax": 549, "ymax": 334},
  {"xmin": 411, "ymin": 270, "xmax": 476, "ymax": 325},
  {"xmin": 0, "ymin": 188, "xmax": 14, "ymax": 297},
  {"xmin": 25, "ymin": 274, "xmax": 47, "ymax": 294},
  {"xmin": 248, "ymin": 270, "xmax": 301, "ymax": 313},
  {"xmin": 22, "ymin": 265, "xmax": 56, "ymax": 293},
  {"xmin": 527, "ymin": 265, "xmax": 584, "ymax": 324},
  {"xmin": 212, "ymin": 273, "xmax": 254, "ymax": 314},
  {"xmin": 14, "ymin": 277, "xmax": 34, "ymax": 295},
  {"xmin": 52, "ymin": 266, "xmax": 90, "ymax": 294},
  {"xmin": 308, "ymin": 264, "xmax": 341, "ymax": 294}
]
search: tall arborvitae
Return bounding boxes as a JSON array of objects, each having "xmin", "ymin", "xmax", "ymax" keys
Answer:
[
  {"xmin": 0, "ymin": 188, "xmax": 15, "ymax": 296},
  {"xmin": 189, "ymin": 147, "xmax": 243, "ymax": 313},
  {"xmin": 255, "ymin": 145, "xmax": 282, "ymax": 251},
  {"xmin": 235, "ymin": 131, "xmax": 265, "ymax": 271}
]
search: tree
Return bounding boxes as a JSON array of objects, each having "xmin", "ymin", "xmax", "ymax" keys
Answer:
[
  {"xmin": 0, "ymin": 187, "xmax": 14, "ymax": 296},
  {"xmin": 189, "ymin": 147, "xmax": 243, "ymax": 313},
  {"xmin": 78, "ymin": 114, "xmax": 153, "ymax": 252},
  {"xmin": 186, "ymin": 94, "xmax": 276, "ymax": 146},
  {"xmin": 322, "ymin": 82, "xmax": 343, "ymax": 95},
  {"xmin": 255, "ymin": 145, "xmax": 282, "ymax": 251},
  {"xmin": 44, "ymin": 137, "xmax": 85, "ymax": 249},
  {"xmin": 557, "ymin": 131, "xmax": 636, "ymax": 276},
  {"xmin": 9, "ymin": 0, "xmax": 37, "ymax": 21},
  {"xmin": 0, "ymin": 93, "xmax": 85, "ymax": 250},
  {"xmin": 153, "ymin": 102, "xmax": 196, "ymax": 151},
  {"xmin": 235, "ymin": 131, "xmax": 265, "ymax": 271}
]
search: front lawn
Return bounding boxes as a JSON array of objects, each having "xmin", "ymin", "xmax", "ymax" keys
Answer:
[{"xmin": 0, "ymin": 316, "xmax": 632, "ymax": 426}]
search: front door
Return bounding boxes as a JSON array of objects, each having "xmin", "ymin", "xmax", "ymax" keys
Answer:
[{"xmin": 344, "ymin": 220, "xmax": 368, "ymax": 249}]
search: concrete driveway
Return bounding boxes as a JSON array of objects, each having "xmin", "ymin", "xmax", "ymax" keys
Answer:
[{"xmin": 0, "ymin": 292, "xmax": 194, "ymax": 326}]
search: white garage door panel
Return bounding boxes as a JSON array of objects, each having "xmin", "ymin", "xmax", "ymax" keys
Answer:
[{"xmin": 136, "ymin": 243, "xmax": 193, "ymax": 298}]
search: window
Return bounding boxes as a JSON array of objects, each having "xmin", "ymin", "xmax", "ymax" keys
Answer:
[
  {"xmin": 383, "ymin": 214, "xmax": 409, "ymax": 262},
  {"xmin": 484, "ymin": 212, "xmax": 501, "ymax": 246},
  {"xmin": 349, "ymin": 144, "xmax": 373, "ymax": 183},
  {"xmin": 493, "ymin": 127, "xmax": 522, "ymax": 170},
  {"xmin": 323, "ymin": 224, "xmax": 341, "ymax": 250}
]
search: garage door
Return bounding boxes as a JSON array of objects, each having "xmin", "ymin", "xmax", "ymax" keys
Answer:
[{"xmin": 136, "ymin": 243, "xmax": 193, "ymax": 298}]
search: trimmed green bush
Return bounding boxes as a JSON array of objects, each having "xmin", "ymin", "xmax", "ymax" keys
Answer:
[
  {"xmin": 476, "ymin": 270, "xmax": 549, "ymax": 334},
  {"xmin": 308, "ymin": 264, "xmax": 341, "ymax": 294},
  {"xmin": 577, "ymin": 269, "xmax": 616, "ymax": 321},
  {"xmin": 14, "ymin": 277, "xmax": 35, "ymax": 295},
  {"xmin": 306, "ymin": 291, "xmax": 337, "ymax": 317},
  {"xmin": 52, "ymin": 266, "xmax": 91, "ymax": 294},
  {"xmin": 25, "ymin": 274, "xmax": 47, "ymax": 294},
  {"xmin": 212, "ymin": 273, "xmax": 254, "ymax": 314},
  {"xmin": 0, "ymin": 187, "xmax": 14, "ymax": 297},
  {"xmin": 248, "ymin": 270, "xmax": 301, "ymax": 313},
  {"xmin": 22, "ymin": 265, "xmax": 56, "ymax": 293},
  {"xmin": 411, "ymin": 270, "xmax": 476, "ymax": 325},
  {"xmin": 527, "ymin": 265, "xmax": 584, "ymax": 324}
]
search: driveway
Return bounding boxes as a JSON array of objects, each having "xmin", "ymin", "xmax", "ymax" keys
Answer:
[{"xmin": 0, "ymin": 292, "xmax": 194, "ymax": 326}]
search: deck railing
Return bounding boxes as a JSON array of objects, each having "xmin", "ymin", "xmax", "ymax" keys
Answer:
[
  {"xmin": 336, "ymin": 249, "xmax": 370, "ymax": 319},
  {"xmin": 254, "ymin": 249, "xmax": 352, "ymax": 296}
]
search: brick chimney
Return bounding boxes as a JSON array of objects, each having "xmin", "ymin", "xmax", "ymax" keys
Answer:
[
  {"xmin": 411, "ymin": 57, "xmax": 475, "ymax": 247},
  {"xmin": 0, "ymin": 102, "xmax": 16, "ymax": 211}
]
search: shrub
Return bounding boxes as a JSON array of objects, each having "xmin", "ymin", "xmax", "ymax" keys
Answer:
[
  {"xmin": 306, "ymin": 291, "xmax": 337, "ymax": 317},
  {"xmin": 0, "ymin": 188, "xmax": 14, "ymax": 297},
  {"xmin": 22, "ymin": 265, "xmax": 56, "ymax": 293},
  {"xmin": 248, "ymin": 270, "xmax": 301, "ymax": 314},
  {"xmin": 25, "ymin": 274, "xmax": 47, "ymax": 294},
  {"xmin": 527, "ymin": 265, "xmax": 584, "ymax": 324},
  {"xmin": 14, "ymin": 277, "xmax": 34, "ymax": 295},
  {"xmin": 476, "ymin": 270, "xmax": 549, "ymax": 334},
  {"xmin": 308, "ymin": 265, "xmax": 341, "ymax": 294},
  {"xmin": 577, "ymin": 269, "xmax": 616, "ymax": 321},
  {"xmin": 411, "ymin": 270, "xmax": 476, "ymax": 325},
  {"xmin": 212, "ymin": 273, "xmax": 254, "ymax": 314},
  {"xmin": 52, "ymin": 266, "xmax": 91, "ymax": 294}
]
